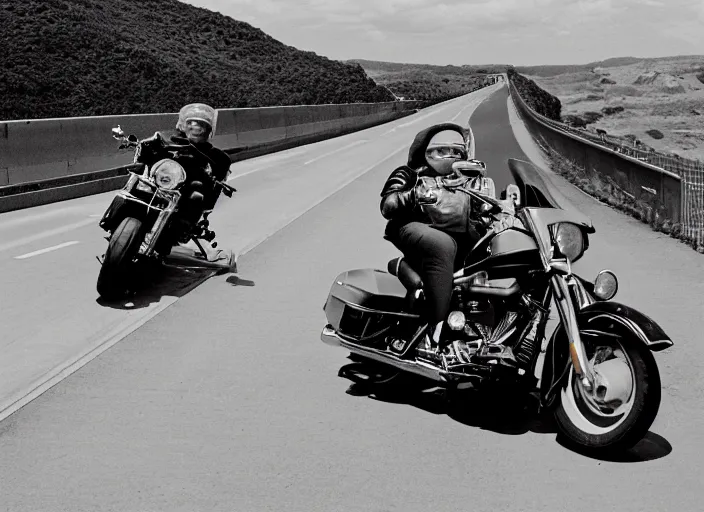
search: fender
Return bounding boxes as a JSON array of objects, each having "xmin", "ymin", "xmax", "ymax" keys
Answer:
[
  {"xmin": 537, "ymin": 301, "xmax": 673, "ymax": 407},
  {"xmin": 578, "ymin": 301, "xmax": 673, "ymax": 352}
]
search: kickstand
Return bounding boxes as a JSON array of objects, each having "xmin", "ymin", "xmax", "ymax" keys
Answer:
[{"xmin": 191, "ymin": 237, "xmax": 208, "ymax": 259}]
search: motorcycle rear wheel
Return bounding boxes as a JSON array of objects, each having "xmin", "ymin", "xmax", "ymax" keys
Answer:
[
  {"xmin": 97, "ymin": 216, "xmax": 144, "ymax": 300},
  {"xmin": 554, "ymin": 332, "xmax": 661, "ymax": 452}
]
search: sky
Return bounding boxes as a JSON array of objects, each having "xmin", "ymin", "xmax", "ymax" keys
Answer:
[{"xmin": 181, "ymin": 0, "xmax": 704, "ymax": 66}]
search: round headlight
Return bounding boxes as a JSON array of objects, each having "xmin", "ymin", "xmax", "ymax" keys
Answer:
[
  {"xmin": 553, "ymin": 223, "xmax": 585, "ymax": 262},
  {"xmin": 593, "ymin": 270, "xmax": 618, "ymax": 301},
  {"xmin": 150, "ymin": 159, "xmax": 186, "ymax": 190}
]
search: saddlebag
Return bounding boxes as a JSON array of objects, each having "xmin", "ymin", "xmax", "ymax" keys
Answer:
[{"xmin": 323, "ymin": 269, "xmax": 418, "ymax": 341}]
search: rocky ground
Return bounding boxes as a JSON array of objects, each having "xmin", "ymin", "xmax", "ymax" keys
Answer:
[{"xmin": 527, "ymin": 56, "xmax": 704, "ymax": 162}]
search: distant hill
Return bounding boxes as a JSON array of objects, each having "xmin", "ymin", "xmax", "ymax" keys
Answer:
[
  {"xmin": 517, "ymin": 55, "xmax": 704, "ymax": 77},
  {"xmin": 348, "ymin": 59, "xmax": 505, "ymax": 102},
  {"xmin": 0, "ymin": 0, "xmax": 394, "ymax": 121}
]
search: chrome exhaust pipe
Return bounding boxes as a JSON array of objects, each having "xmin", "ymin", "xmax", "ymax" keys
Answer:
[{"xmin": 321, "ymin": 325, "xmax": 447, "ymax": 383}]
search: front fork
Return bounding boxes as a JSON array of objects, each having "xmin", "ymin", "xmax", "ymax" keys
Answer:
[{"xmin": 550, "ymin": 273, "xmax": 596, "ymax": 392}]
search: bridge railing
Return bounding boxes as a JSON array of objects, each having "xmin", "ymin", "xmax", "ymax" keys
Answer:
[{"xmin": 507, "ymin": 78, "xmax": 704, "ymax": 251}]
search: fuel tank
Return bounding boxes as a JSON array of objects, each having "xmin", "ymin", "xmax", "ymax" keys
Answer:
[{"xmin": 470, "ymin": 228, "xmax": 542, "ymax": 276}]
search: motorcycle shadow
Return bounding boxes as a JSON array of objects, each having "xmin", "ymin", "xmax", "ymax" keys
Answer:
[
  {"xmin": 338, "ymin": 360, "xmax": 672, "ymax": 463},
  {"xmin": 338, "ymin": 361, "xmax": 554, "ymax": 436},
  {"xmin": 96, "ymin": 263, "xmax": 220, "ymax": 310}
]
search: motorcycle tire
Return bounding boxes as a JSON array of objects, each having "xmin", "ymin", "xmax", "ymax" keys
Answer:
[
  {"xmin": 554, "ymin": 330, "xmax": 661, "ymax": 453},
  {"xmin": 97, "ymin": 216, "xmax": 144, "ymax": 300}
]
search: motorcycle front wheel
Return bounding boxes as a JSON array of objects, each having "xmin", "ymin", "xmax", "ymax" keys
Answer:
[
  {"xmin": 554, "ymin": 328, "xmax": 661, "ymax": 452},
  {"xmin": 97, "ymin": 216, "xmax": 144, "ymax": 300}
]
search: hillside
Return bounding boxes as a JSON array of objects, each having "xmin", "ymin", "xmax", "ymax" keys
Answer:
[
  {"xmin": 348, "ymin": 59, "xmax": 505, "ymax": 102},
  {"xmin": 524, "ymin": 55, "xmax": 704, "ymax": 160},
  {"xmin": 0, "ymin": 0, "xmax": 394, "ymax": 121},
  {"xmin": 517, "ymin": 55, "xmax": 704, "ymax": 77}
]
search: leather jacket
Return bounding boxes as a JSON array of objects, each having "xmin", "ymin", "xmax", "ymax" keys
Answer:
[{"xmin": 380, "ymin": 164, "xmax": 487, "ymax": 237}]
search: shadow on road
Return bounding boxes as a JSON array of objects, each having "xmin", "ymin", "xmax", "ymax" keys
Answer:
[
  {"xmin": 557, "ymin": 431, "xmax": 672, "ymax": 463},
  {"xmin": 337, "ymin": 360, "xmax": 672, "ymax": 463},
  {"xmin": 226, "ymin": 275, "xmax": 256, "ymax": 287},
  {"xmin": 96, "ymin": 264, "xmax": 219, "ymax": 310}
]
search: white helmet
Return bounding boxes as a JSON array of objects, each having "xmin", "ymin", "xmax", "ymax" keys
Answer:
[{"xmin": 176, "ymin": 103, "xmax": 218, "ymax": 142}]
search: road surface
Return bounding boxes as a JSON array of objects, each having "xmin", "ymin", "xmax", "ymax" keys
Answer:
[{"xmin": 1, "ymin": 84, "xmax": 702, "ymax": 512}]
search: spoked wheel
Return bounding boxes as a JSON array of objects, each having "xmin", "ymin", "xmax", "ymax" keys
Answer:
[{"xmin": 555, "ymin": 331, "xmax": 661, "ymax": 452}]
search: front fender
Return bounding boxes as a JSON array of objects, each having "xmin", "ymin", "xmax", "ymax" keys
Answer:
[
  {"xmin": 579, "ymin": 301, "xmax": 673, "ymax": 352},
  {"xmin": 538, "ymin": 301, "xmax": 672, "ymax": 408}
]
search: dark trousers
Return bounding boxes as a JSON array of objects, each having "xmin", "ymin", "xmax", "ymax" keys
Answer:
[{"xmin": 388, "ymin": 222, "xmax": 474, "ymax": 324}]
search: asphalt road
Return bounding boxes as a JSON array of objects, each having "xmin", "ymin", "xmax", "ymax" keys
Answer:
[
  {"xmin": 1, "ymin": 84, "xmax": 703, "ymax": 511},
  {"xmin": 0, "ymin": 84, "xmax": 499, "ymax": 420}
]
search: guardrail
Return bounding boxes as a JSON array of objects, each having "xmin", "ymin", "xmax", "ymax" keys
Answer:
[
  {"xmin": 0, "ymin": 101, "xmax": 423, "ymax": 213},
  {"xmin": 508, "ymin": 79, "xmax": 704, "ymax": 251}
]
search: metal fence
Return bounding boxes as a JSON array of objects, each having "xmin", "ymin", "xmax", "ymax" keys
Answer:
[{"xmin": 508, "ymin": 80, "xmax": 704, "ymax": 250}]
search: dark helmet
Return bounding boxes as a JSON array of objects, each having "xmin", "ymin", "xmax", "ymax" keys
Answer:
[
  {"xmin": 406, "ymin": 123, "xmax": 469, "ymax": 176},
  {"xmin": 424, "ymin": 129, "xmax": 468, "ymax": 176}
]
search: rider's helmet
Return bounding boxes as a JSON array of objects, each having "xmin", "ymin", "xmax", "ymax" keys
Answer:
[
  {"xmin": 176, "ymin": 103, "xmax": 218, "ymax": 143},
  {"xmin": 424, "ymin": 129, "xmax": 468, "ymax": 176}
]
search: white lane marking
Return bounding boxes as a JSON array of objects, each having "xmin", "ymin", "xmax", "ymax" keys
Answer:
[
  {"xmin": 0, "ymin": 218, "xmax": 96, "ymax": 254},
  {"xmin": 14, "ymin": 241, "xmax": 80, "ymax": 260},
  {"xmin": 227, "ymin": 148, "xmax": 309, "ymax": 181},
  {"xmin": 0, "ymin": 205, "xmax": 87, "ymax": 231},
  {"xmin": 236, "ymin": 144, "xmax": 408, "ymax": 256},
  {"xmin": 304, "ymin": 139, "xmax": 367, "ymax": 165}
]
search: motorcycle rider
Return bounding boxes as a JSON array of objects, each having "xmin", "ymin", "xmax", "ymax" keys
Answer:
[
  {"xmin": 136, "ymin": 103, "xmax": 237, "ymax": 268},
  {"xmin": 380, "ymin": 123, "xmax": 488, "ymax": 353}
]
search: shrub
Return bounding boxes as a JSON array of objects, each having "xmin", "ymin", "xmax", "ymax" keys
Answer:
[{"xmin": 646, "ymin": 129, "xmax": 665, "ymax": 140}]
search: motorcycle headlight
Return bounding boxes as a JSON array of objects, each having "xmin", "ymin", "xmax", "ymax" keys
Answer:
[
  {"xmin": 593, "ymin": 270, "xmax": 618, "ymax": 300},
  {"xmin": 553, "ymin": 222, "xmax": 585, "ymax": 263},
  {"xmin": 150, "ymin": 159, "xmax": 186, "ymax": 190}
]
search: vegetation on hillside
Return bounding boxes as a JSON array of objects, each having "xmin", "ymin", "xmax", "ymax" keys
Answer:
[
  {"xmin": 349, "ymin": 59, "xmax": 503, "ymax": 104},
  {"xmin": 0, "ymin": 0, "xmax": 395, "ymax": 121},
  {"xmin": 507, "ymin": 68, "xmax": 562, "ymax": 121}
]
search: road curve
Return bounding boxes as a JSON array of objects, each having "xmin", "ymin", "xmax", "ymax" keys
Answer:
[{"xmin": 1, "ymin": 84, "xmax": 703, "ymax": 512}]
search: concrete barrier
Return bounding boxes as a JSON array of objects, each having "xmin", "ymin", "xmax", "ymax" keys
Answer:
[{"xmin": 508, "ymin": 81, "xmax": 682, "ymax": 225}]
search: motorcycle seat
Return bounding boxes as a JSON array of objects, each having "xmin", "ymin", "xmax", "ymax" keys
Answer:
[{"xmin": 387, "ymin": 257, "xmax": 423, "ymax": 292}]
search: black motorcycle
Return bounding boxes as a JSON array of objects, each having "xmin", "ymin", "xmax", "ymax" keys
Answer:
[
  {"xmin": 321, "ymin": 158, "xmax": 672, "ymax": 452},
  {"xmin": 96, "ymin": 126, "xmax": 238, "ymax": 300}
]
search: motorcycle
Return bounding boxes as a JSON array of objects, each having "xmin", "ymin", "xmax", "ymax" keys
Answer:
[
  {"xmin": 96, "ymin": 125, "xmax": 238, "ymax": 300},
  {"xmin": 321, "ymin": 157, "xmax": 673, "ymax": 452}
]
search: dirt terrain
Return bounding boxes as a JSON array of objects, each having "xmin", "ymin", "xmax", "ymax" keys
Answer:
[{"xmin": 526, "ymin": 56, "xmax": 704, "ymax": 161}]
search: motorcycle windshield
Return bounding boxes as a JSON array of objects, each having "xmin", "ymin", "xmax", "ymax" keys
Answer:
[
  {"xmin": 509, "ymin": 158, "xmax": 594, "ymax": 266},
  {"xmin": 520, "ymin": 207, "xmax": 594, "ymax": 267}
]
